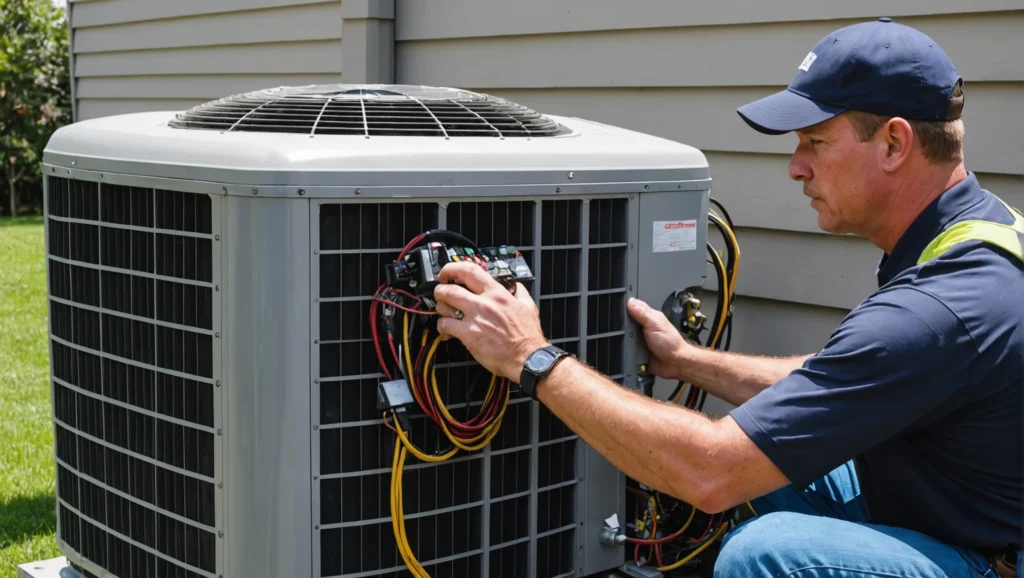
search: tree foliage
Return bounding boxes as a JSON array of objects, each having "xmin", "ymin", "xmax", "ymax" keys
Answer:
[{"xmin": 0, "ymin": 0, "xmax": 71, "ymax": 216}]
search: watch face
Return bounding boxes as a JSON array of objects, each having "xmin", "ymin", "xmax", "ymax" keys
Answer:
[{"xmin": 527, "ymin": 350, "xmax": 555, "ymax": 372}]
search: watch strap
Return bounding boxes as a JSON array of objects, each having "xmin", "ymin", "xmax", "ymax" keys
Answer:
[{"xmin": 519, "ymin": 345, "xmax": 572, "ymax": 400}]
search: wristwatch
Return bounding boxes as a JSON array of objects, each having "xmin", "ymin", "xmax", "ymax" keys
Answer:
[{"xmin": 518, "ymin": 345, "xmax": 572, "ymax": 400}]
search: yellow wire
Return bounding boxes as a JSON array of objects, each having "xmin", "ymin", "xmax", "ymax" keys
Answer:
[{"xmin": 656, "ymin": 522, "xmax": 730, "ymax": 573}]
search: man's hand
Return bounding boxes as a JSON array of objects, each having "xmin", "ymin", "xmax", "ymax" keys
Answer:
[
  {"xmin": 626, "ymin": 297, "xmax": 691, "ymax": 381},
  {"xmin": 433, "ymin": 262, "xmax": 549, "ymax": 381}
]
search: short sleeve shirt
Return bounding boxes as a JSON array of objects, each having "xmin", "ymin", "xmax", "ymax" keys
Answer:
[{"xmin": 730, "ymin": 173, "xmax": 1023, "ymax": 551}]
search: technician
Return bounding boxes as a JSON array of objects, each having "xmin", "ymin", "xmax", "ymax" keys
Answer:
[{"xmin": 432, "ymin": 19, "xmax": 1023, "ymax": 578}]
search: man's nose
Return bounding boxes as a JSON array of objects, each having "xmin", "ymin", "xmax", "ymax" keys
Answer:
[{"xmin": 789, "ymin": 151, "xmax": 812, "ymax": 182}]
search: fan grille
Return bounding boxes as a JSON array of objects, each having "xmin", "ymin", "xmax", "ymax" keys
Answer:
[{"xmin": 167, "ymin": 84, "xmax": 569, "ymax": 137}]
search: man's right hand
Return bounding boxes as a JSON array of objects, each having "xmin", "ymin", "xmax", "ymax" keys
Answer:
[{"xmin": 626, "ymin": 297, "xmax": 691, "ymax": 381}]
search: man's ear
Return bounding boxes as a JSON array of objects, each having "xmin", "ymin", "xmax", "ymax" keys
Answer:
[{"xmin": 880, "ymin": 118, "xmax": 914, "ymax": 172}]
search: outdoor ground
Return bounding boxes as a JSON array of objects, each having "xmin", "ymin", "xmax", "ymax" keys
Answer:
[{"xmin": 0, "ymin": 217, "xmax": 61, "ymax": 578}]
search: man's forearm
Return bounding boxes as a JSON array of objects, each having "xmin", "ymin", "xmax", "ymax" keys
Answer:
[
  {"xmin": 535, "ymin": 356, "xmax": 722, "ymax": 509},
  {"xmin": 672, "ymin": 347, "xmax": 812, "ymax": 406}
]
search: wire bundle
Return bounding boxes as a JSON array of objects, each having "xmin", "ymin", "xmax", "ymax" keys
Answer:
[
  {"xmin": 669, "ymin": 200, "xmax": 741, "ymax": 411},
  {"xmin": 370, "ymin": 231, "xmax": 511, "ymax": 578}
]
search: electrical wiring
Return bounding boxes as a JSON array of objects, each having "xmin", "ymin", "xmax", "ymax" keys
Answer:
[{"xmin": 372, "ymin": 230, "xmax": 513, "ymax": 578}]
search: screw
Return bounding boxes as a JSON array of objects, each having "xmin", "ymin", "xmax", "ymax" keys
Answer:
[
  {"xmin": 218, "ymin": 531, "xmax": 224, "ymax": 538},
  {"xmin": 314, "ymin": 339, "xmax": 319, "ymax": 344},
  {"xmin": 313, "ymin": 475, "xmax": 319, "ymax": 481},
  {"xmin": 215, "ymin": 285, "xmax": 220, "ymax": 292},
  {"xmin": 252, "ymin": 188, "xmax": 258, "ymax": 195},
  {"xmin": 644, "ymin": 185, "xmax": 650, "ymax": 191},
  {"xmin": 51, "ymin": 167, "xmax": 55, "ymax": 173},
  {"xmin": 627, "ymin": 372, "xmax": 632, "ymax": 377},
  {"xmin": 99, "ymin": 174, "xmax": 104, "ymax": 178},
  {"xmin": 222, "ymin": 187, "xmax": 228, "ymax": 193},
  {"xmin": 628, "ymin": 243, "xmax": 634, "ymax": 249},
  {"xmin": 71, "ymin": 161, "xmax": 76, "ymax": 166},
  {"xmin": 568, "ymin": 172, "xmax": 574, "ymax": 179},
  {"xmin": 298, "ymin": 189, "xmax": 306, "ymax": 196},
  {"xmin": 314, "ymin": 250, "xmax": 319, "ymax": 255},
  {"xmin": 215, "ymin": 235, "xmax": 220, "ymax": 241},
  {"xmin": 215, "ymin": 332, "xmax": 221, "ymax": 338},
  {"xmin": 355, "ymin": 188, "xmax": 361, "ymax": 195},
  {"xmin": 218, "ymin": 482, "xmax": 223, "ymax": 489},
  {"xmin": 217, "ymin": 429, "xmax": 223, "ymax": 436},
  {"xmin": 314, "ymin": 379, "xmax": 320, "ymax": 384},
  {"xmin": 555, "ymin": 187, "xmax": 561, "ymax": 193},
  {"xmin": 629, "ymin": 332, "xmax": 634, "ymax": 338},
  {"xmin": 315, "ymin": 297, "xmax": 319, "ymax": 302},
  {"xmin": 313, "ymin": 425, "xmax": 319, "ymax": 431},
  {"xmin": 677, "ymin": 184, "xmax": 682, "ymax": 189},
  {"xmin": 215, "ymin": 380, "xmax": 221, "ymax": 387},
  {"xmin": 315, "ymin": 525, "xmax": 320, "ymax": 530},
  {"xmin": 628, "ymin": 284, "xmax": 633, "ymax": 291}
]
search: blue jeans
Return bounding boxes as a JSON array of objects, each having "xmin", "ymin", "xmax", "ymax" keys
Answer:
[{"xmin": 714, "ymin": 461, "xmax": 1017, "ymax": 577}]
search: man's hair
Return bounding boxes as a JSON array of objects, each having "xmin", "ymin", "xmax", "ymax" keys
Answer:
[{"xmin": 846, "ymin": 110, "xmax": 965, "ymax": 165}]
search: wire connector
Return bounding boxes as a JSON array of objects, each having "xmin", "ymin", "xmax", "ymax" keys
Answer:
[{"xmin": 378, "ymin": 379, "xmax": 415, "ymax": 431}]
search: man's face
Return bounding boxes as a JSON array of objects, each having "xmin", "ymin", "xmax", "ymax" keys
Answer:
[{"xmin": 788, "ymin": 113, "xmax": 887, "ymax": 236}]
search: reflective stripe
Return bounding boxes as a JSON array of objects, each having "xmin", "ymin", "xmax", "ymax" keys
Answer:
[{"xmin": 918, "ymin": 198, "xmax": 1024, "ymax": 265}]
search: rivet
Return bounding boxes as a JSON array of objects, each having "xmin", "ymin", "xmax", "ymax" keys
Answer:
[
  {"xmin": 314, "ymin": 250, "xmax": 319, "ymax": 255},
  {"xmin": 214, "ymin": 235, "xmax": 220, "ymax": 241},
  {"xmin": 568, "ymin": 172, "xmax": 574, "ymax": 179},
  {"xmin": 251, "ymin": 188, "xmax": 258, "ymax": 195},
  {"xmin": 215, "ymin": 380, "xmax": 221, "ymax": 387},
  {"xmin": 218, "ymin": 531, "xmax": 224, "ymax": 538},
  {"xmin": 298, "ymin": 189, "xmax": 306, "ymax": 196},
  {"xmin": 355, "ymin": 188, "xmax": 361, "ymax": 195},
  {"xmin": 314, "ymin": 379, "xmax": 320, "ymax": 383}
]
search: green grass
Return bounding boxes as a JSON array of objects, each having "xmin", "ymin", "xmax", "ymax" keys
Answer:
[{"xmin": 0, "ymin": 217, "xmax": 60, "ymax": 577}]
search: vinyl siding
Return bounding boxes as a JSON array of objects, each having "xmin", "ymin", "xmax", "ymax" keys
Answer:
[
  {"xmin": 392, "ymin": 3, "xmax": 1024, "ymax": 376},
  {"xmin": 70, "ymin": 0, "xmax": 343, "ymax": 120}
]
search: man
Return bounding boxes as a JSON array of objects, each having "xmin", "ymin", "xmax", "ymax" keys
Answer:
[{"xmin": 433, "ymin": 18, "xmax": 1023, "ymax": 578}]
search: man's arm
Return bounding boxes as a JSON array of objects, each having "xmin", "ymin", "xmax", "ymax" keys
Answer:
[
  {"xmin": 534, "ymin": 355, "xmax": 791, "ymax": 513},
  {"xmin": 671, "ymin": 346, "xmax": 813, "ymax": 407},
  {"xmin": 431, "ymin": 263, "xmax": 790, "ymax": 512},
  {"xmin": 629, "ymin": 299, "xmax": 813, "ymax": 406}
]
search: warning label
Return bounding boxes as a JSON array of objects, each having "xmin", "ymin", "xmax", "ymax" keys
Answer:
[{"xmin": 653, "ymin": 220, "xmax": 697, "ymax": 253}]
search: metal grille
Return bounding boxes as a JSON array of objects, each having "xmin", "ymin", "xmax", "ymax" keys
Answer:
[
  {"xmin": 46, "ymin": 176, "xmax": 221, "ymax": 578},
  {"xmin": 313, "ymin": 197, "xmax": 629, "ymax": 577},
  {"xmin": 167, "ymin": 84, "xmax": 569, "ymax": 138}
]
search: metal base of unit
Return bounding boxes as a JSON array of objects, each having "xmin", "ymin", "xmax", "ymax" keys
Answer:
[{"xmin": 16, "ymin": 557, "xmax": 82, "ymax": 578}]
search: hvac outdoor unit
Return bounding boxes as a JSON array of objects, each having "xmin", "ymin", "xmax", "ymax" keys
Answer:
[{"xmin": 41, "ymin": 84, "xmax": 711, "ymax": 578}]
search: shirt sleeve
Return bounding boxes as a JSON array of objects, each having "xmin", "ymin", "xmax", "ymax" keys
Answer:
[{"xmin": 728, "ymin": 288, "xmax": 976, "ymax": 489}]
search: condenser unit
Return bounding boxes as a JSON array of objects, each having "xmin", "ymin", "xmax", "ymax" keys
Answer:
[{"xmin": 40, "ymin": 84, "xmax": 711, "ymax": 578}]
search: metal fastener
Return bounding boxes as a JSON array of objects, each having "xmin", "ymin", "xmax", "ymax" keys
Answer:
[
  {"xmin": 215, "ymin": 332, "xmax": 221, "ymax": 338},
  {"xmin": 627, "ymin": 372, "xmax": 632, "ymax": 377},
  {"xmin": 628, "ymin": 284, "xmax": 633, "ymax": 291},
  {"xmin": 214, "ymin": 235, "xmax": 220, "ymax": 241},
  {"xmin": 218, "ymin": 482, "xmax": 223, "ymax": 489},
  {"xmin": 313, "ymin": 425, "xmax": 319, "ymax": 431},
  {"xmin": 313, "ymin": 475, "xmax": 319, "ymax": 481},
  {"xmin": 71, "ymin": 160, "xmax": 76, "ymax": 166},
  {"xmin": 628, "ymin": 332, "xmax": 634, "ymax": 338},
  {"xmin": 644, "ymin": 185, "xmax": 650, "ymax": 191},
  {"xmin": 99, "ymin": 174, "xmax": 104, "ymax": 178},
  {"xmin": 215, "ymin": 285, "xmax": 220, "ymax": 292},
  {"xmin": 222, "ymin": 187, "xmax": 228, "ymax": 193},
  {"xmin": 298, "ymin": 189, "xmax": 306, "ymax": 196},
  {"xmin": 314, "ymin": 250, "xmax": 319, "ymax": 255},
  {"xmin": 314, "ymin": 379, "xmax": 319, "ymax": 384},
  {"xmin": 218, "ymin": 531, "xmax": 224, "ymax": 538},
  {"xmin": 217, "ymin": 429, "xmax": 223, "ymax": 436},
  {"xmin": 314, "ymin": 339, "xmax": 319, "ymax": 344},
  {"xmin": 215, "ymin": 380, "xmax": 221, "ymax": 387},
  {"xmin": 355, "ymin": 188, "xmax": 361, "ymax": 195},
  {"xmin": 568, "ymin": 171, "xmax": 574, "ymax": 179},
  {"xmin": 252, "ymin": 188, "xmax": 258, "ymax": 195},
  {"xmin": 315, "ymin": 525, "xmax": 320, "ymax": 530},
  {"xmin": 555, "ymin": 186, "xmax": 561, "ymax": 193},
  {"xmin": 51, "ymin": 167, "xmax": 55, "ymax": 173}
]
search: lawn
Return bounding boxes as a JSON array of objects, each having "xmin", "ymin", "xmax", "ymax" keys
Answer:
[{"xmin": 0, "ymin": 217, "xmax": 61, "ymax": 578}]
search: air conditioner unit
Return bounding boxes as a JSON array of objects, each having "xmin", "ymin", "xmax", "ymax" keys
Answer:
[{"xmin": 41, "ymin": 84, "xmax": 711, "ymax": 578}]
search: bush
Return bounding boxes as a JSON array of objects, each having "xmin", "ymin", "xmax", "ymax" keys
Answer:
[{"xmin": 0, "ymin": 0, "xmax": 71, "ymax": 217}]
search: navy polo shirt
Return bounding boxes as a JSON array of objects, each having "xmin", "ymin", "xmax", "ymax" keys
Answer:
[{"xmin": 730, "ymin": 173, "xmax": 1023, "ymax": 551}]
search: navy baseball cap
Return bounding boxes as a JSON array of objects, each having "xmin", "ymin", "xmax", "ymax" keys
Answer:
[{"xmin": 737, "ymin": 17, "xmax": 965, "ymax": 135}]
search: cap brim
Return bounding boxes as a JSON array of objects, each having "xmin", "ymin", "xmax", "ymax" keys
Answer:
[{"xmin": 737, "ymin": 88, "xmax": 847, "ymax": 135}]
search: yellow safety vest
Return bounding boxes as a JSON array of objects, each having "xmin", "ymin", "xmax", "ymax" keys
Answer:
[{"xmin": 917, "ymin": 198, "xmax": 1024, "ymax": 265}]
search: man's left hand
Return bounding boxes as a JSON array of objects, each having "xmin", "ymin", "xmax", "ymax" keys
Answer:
[{"xmin": 433, "ymin": 262, "xmax": 549, "ymax": 382}]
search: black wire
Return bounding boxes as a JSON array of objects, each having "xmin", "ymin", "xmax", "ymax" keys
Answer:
[{"xmin": 709, "ymin": 197, "xmax": 735, "ymax": 230}]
